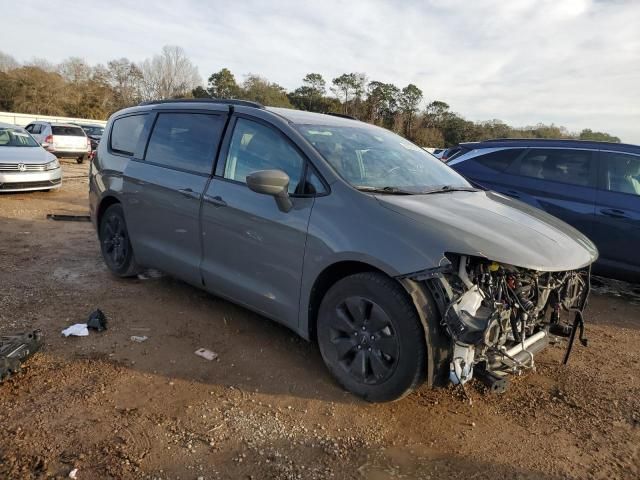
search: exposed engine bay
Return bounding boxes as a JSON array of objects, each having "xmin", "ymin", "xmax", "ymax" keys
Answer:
[{"xmin": 425, "ymin": 254, "xmax": 590, "ymax": 392}]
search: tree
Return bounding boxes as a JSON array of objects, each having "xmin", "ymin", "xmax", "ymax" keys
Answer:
[
  {"xmin": 191, "ymin": 86, "xmax": 210, "ymax": 98},
  {"xmin": 0, "ymin": 51, "xmax": 19, "ymax": 73},
  {"xmin": 106, "ymin": 58, "xmax": 144, "ymax": 109},
  {"xmin": 0, "ymin": 67, "xmax": 66, "ymax": 115},
  {"xmin": 288, "ymin": 73, "xmax": 328, "ymax": 112},
  {"xmin": 331, "ymin": 73, "xmax": 359, "ymax": 114},
  {"xmin": 579, "ymin": 128, "xmax": 620, "ymax": 143},
  {"xmin": 399, "ymin": 84, "xmax": 423, "ymax": 139},
  {"xmin": 139, "ymin": 45, "xmax": 201, "ymax": 100},
  {"xmin": 365, "ymin": 81, "xmax": 400, "ymax": 128},
  {"xmin": 207, "ymin": 68, "xmax": 240, "ymax": 99},
  {"xmin": 241, "ymin": 74, "xmax": 291, "ymax": 107}
]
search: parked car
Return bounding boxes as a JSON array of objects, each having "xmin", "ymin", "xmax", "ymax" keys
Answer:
[
  {"xmin": 440, "ymin": 146, "xmax": 463, "ymax": 162},
  {"xmin": 77, "ymin": 124, "xmax": 104, "ymax": 150},
  {"xmin": 24, "ymin": 122, "xmax": 91, "ymax": 163},
  {"xmin": 0, "ymin": 122, "xmax": 62, "ymax": 192},
  {"xmin": 430, "ymin": 148, "xmax": 446, "ymax": 159},
  {"xmin": 449, "ymin": 139, "xmax": 640, "ymax": 283},
  {"xmin": 90, "ymin": 100, "xmax": 597, "ymax": 401}
]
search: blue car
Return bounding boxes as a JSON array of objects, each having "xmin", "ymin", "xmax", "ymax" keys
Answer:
[{"xmin": 449, "ymin": 139, "xmax": 640, "ymax": 282}]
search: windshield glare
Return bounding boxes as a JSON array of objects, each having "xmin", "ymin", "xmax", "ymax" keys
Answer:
[
  {"xmin": 298, "ymin": 124, "xmax": 471, "ymax": 192},
  {"xmin": 0, "ymin": 127, "xmax": 39, "ymax": 147}
]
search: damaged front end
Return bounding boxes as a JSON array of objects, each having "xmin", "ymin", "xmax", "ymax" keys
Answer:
[{"xmin": 421, "ymin": 254, "xmax": 590, "ymax": 392}]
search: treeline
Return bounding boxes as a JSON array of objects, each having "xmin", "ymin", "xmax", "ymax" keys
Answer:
[{"xmin": 0, "ymin": 46, "xmax": 621, "ymax": 147}]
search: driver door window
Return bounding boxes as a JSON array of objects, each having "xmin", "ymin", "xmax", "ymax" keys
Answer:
[{"xmin": 222, "ymin": 118, "xmax": 303, "ymax": 194}]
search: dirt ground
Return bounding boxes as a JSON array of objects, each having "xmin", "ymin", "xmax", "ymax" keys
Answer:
[{"xmin": 1, "ymin": 161, "xmax": 639, "ymax": 480}]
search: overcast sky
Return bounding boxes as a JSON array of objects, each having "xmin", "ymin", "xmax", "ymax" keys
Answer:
[{"xmin": 4, "ymin": 0, "xmax": 640, "ymax": 142}]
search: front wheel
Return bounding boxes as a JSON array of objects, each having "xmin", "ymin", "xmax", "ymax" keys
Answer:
[
  {"xmin": 317, "ymin": 272, "xmax": 426, "ymax": 402},
  {"xmin": 99, "ymin": 204, "xmax": 140, "ymax": 277}
]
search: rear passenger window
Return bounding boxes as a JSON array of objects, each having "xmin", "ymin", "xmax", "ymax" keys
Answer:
[
  {"xmin": 601, "ymin": 152, "xmax": 640, "ymax": 196},
  {"xmin": 110, "ymin": 114, "xmax": 147, "ymax": 156},
  {"xmin": 507, "ymin": 149, "xmax": 594, "ymax": 187},
  {"xmin": 145, "ymin": 113, "xmax": 224, "ymax": 174},
  {"xmin": 475, "ymin": 148, "xmax": 525, "ymax": 172}
]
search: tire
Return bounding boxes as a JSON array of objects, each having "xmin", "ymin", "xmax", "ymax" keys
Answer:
[
  {"xmin": 317, "ymin": 272, "xmax": 426, "ymax": 402},
  {"xmin": 99, "ymin": 203, "xmax": 141, "ymax": 277}
]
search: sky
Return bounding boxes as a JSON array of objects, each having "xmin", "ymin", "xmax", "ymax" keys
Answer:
[{"xmin": 3, "ymin": 0, "xmax": 640, "ymax": 143}]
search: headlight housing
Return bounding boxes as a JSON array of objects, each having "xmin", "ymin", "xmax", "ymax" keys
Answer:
[{"xmin": 45, "ymin": 159, "xmax": 60, "ymax": 170}]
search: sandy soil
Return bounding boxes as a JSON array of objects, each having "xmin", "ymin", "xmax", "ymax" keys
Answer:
[{"xmin": 0, "ymin": 161, "xmax": 639, "ymax": 479}]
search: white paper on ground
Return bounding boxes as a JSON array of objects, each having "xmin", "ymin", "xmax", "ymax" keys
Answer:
[
  {"xmin": 195, "ymin": 348, "xmax": 218, "ymax": 361},
  {"xmin": 61, "ymin": 323, "xmax": 89, "ymax": 337}
]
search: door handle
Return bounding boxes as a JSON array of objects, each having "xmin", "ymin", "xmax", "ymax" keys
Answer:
[
  {"xmin": 204, "ymin": 194, "xmax": 227, "ymax": 208},
  {"xmin": 600, "ymin": 208, "xmax": 627, "ymax": 219},
  {"xmin": 178, "ymin": 188, "xmax": 200, "ymax": 200}
]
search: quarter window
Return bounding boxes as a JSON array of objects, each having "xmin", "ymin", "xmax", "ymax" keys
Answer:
[
  {"xmin": 601, "ymin": 152, "xmax": 640, "ymax": 196},
  {"xmin": 110, "ymin": 115, "xmax": 147, "ymax": 156},
  {"xmin": 223, "ymin": 118, "xmax": 304, "ymax": 194},
  {"xmin": 145, "ymin": 113, "xmax": 224, "ymax": 174},
  {"xmin": 507, "ymin": 148, "xmax": 594, "ymax": 187}
]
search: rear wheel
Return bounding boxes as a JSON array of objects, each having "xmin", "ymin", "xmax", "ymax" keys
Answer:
[
  {"xmin": 99, "ymin": 204, "xmax": 140, "ymax": 277},
  {"xmin": 317, "ymin": 272, "xmax": 426, "ymax": 402}
]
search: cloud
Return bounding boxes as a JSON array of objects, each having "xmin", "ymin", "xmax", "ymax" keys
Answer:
[{"xmin": 4, "ymin": 0, "xmax": 640, "ymax": 142}]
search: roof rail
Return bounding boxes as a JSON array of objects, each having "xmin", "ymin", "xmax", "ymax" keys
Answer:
[
  {"xmin": 138, "ymin": 98, "xmax": 265, "ymax": 109},
  {"xmin": 326, "ymin": 112, "xmax": 358, "ymax": 120}
]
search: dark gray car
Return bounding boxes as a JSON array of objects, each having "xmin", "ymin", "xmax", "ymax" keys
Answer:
[{"xmin": 89, "ymin": 100, "xmax": 598, "ymax": 402}]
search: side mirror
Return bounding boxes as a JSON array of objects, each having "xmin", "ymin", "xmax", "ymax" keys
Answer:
[{"xmin": 246, "ymin": 169, "xmax": 293, "ymax": 212}]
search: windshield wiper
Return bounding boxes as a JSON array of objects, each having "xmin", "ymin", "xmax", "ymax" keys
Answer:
[
  {"xmin": 355, "ymin": 186, "xmax": 415, "ymax": 195},
  {"xmin": 420, "ymin": 185, "xmax": 479, "ymax": 195}
]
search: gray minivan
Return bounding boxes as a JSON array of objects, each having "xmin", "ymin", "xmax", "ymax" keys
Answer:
[{"xmin": 90, "ymin": 99, "xmax": 597, "ymax": 401}]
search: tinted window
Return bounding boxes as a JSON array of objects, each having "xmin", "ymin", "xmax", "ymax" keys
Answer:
[
  {"xmin": 601, "ymin": 151, "xmax": 640, "ymax": 196},
  {"xmin": 475, "ymin": 148, "xmax": 525, "ymax": 172},
  {"xmin": 223, "ymin": 118, "xmax": 304, "ymax": 194},
  {"xmin": 507, "ymin": 148, "xmax": 594, "ymax": 187},
  {"xmin": 110, "ymin": 115, "xmax": 147, "ymax": 156},
  {"xmin": 30, "ymin": 124, "xmax": 43, "ymax": 134},
  {"xmin": 146, "ymin": 113, "xmax": 223, "ymax": 174},
  {"xmin": 52, "ymin": 126, "xmax": 85, "ymax": 136}
]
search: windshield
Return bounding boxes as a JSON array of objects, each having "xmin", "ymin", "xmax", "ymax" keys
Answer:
[
  {"xmin": 0, "ymin": 127, "xmax": 40, "ymax": 147},
  {"xmin": 298, "ymin": 124, "xmax": 471, "ymax": 192},
  {"xmin": 83, "ymin": 126, "xmax": 104, "ymax": 136}
]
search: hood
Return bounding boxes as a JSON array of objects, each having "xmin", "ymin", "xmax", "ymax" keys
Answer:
[
  {"xmin": 377, "ymin": 190, "xmax": 598, "ymax": 272},
  {"xmin": 0, "ymin": 146, "xmax": 55, "ymax": 164}
]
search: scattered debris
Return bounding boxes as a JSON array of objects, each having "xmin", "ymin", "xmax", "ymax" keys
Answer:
[
  {"xmin": 61, "ymin": 324, "xmax": 89, "ymax": 337},
  {"xmin": 86, "ymin": 309, "xmax": 108, "ymax": 332},
  {"xmin": 137, "ymin": 269, "xmax": 164, "ymax": 280},
  {"xmin": 68, "ymin": 468, "xmax": 78, "ymax": 479},
  {"xmin": 195, "ymin": 348, "xmax": 218, "ymax": 361},
  {"xmin": 46, "ymin": 213, "xmax": 91, "ymax": 222},
  {"xmin": 0, "ymin": 330, "xmax": 44, "ymax": 382},
  {"xmin": 131, "ymin": 335, "xmax": 149, "ymax": 343}
]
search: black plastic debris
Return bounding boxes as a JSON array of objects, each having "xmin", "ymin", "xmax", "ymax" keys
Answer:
[
  {"xmin": 46, "ymin": 214, "xmax": 91, "ymax": 222},
  {"xmin": 87, "ymin": 309, "xmax": 108, "ymax": 332},
  {"xmin": 0, "ymin": 330, "xmax": 44, "ymax": 382}
]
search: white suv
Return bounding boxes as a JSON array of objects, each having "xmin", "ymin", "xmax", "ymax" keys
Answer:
[{"xmin": 25, "ymin": 122, "xmax": 91, "ymax": 164}]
